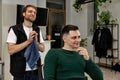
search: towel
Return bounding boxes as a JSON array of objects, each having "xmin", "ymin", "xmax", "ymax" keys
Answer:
[{"xmin": 24, "ymin": 39, "xmax": 40, "ymax": 69}]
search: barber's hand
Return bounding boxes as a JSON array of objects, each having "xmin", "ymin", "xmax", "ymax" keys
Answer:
[
  {"xmin": 77, "ymin": 47, "xmax": 90, "ymax": 60},
  {"xmin": 28, "ymin": 31, "xmax": 38, "ymax": 43}
]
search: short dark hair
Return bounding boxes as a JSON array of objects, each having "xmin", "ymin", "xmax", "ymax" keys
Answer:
[{"xmin": 61, "ymin": 25, "xmax": 79, "ymax": 36}]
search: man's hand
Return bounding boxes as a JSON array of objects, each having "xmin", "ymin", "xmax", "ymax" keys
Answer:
[
  {"xmin": 77, "ymin": 47, "xmax": 90, "ymax": 60},
  {"xmin": 28, "ymin": 31, "xmax": 38, "ymax": 43}
]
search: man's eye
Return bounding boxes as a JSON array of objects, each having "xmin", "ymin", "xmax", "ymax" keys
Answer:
[
  {"xmin": 28, "ymin": 10, "xmax": 36, "ymax": 14},
  {"xmin": 28, "ymin": 10, "xmax": 32, "ymax": 13},
  {"xmin": 78, "ymin": 36, "xmax": 80, "ymax": 39},
  {"xmin": 71, "ymin": 37, "xmax": 76, "ymax": 39},
  {"xmin": 71, "ymin": 36, "xmax": 80, "ymax": 39}
]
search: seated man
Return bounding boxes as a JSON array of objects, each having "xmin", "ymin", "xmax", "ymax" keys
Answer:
[{"xmin": 44, "ymin": 24, "xmax": 103, "ymax": 80}]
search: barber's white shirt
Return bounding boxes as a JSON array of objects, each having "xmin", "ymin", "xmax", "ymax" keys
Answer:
[{"xmin": 6, "ymin": 25, "xmax": 44, "ymax": 71}]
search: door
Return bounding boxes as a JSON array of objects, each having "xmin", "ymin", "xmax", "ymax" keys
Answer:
[{"xmin": 48, "ymin": 9, "xmax": 65, "ymax": 48}]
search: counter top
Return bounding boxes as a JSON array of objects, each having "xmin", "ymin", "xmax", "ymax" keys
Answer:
[{"xmin": 44, "ymin": 40, "xmax": 55, "ymax": 42}]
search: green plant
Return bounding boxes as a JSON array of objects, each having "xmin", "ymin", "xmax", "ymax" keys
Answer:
[
  {"xmin": 95, "ymin": 0, "xmax": 112, "ymax": 12},
  {"xmin": 98, "ymin": 10, "xmax": 111, "ymax": 24},
  {"xmin": 94, "ymin": 20, "xmax": 102, "ymax": 28},
  {"xmin": 94, "ymin": 10, "xmax": 111, "ymax": 28},
  {"xmin": 110, "ymin": 18, "xmax": 118, "ymax": 24},
  {"xmin": 73, "ymin": 0, "xmax": 85, "ymax": 13},
  {"xmin": 94, "ymin": 10, "xmax": 118, "ymax": 29},
  {"xmin": 73, "ymin": 0, "xmax": 112, "ymax": 13},
  {"xmin": 80, "ymin": 38, "xmax": 87, "ymax": 47}
]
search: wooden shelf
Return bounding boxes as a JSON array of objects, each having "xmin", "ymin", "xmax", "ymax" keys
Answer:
[
  {"xmin": 113, "ymin": 39, "xmax": 118, "ymax": 41},
  {"xmin": 112, "ymin": 48, "xmax": 118, "ymax": 50}
]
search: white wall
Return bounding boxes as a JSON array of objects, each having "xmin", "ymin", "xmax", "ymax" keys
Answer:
[
  {"xmin": 0, "ymin": 0, "xmax": 2, "ymax": 61},
  {"xmin": 37, "ymin": 0, "xmax": 46, "ymax": 8},
  {"xmin": 66, "ymin": 0, "xmax": 72, "ymax": 24},
  {"xmin": 66, "ymin": 0, "xmax": 88, "ymax": 38}
]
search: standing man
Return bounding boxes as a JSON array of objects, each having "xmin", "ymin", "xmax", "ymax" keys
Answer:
[
  {"xmin": 6, "ymin": 5, "xmax": 45, "ymax": 80},
  {"xmin": 44, "ymin": 25, "xmax": 103, "ymax": 80}
]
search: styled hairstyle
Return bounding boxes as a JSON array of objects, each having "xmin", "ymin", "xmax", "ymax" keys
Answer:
[
  {"xmin": 61, "ymin": 25, "xmax": 79, "ymax": 37},
  {"xmin": 22, "ymin": 5, "xmax": 37, "ymax": 13}
]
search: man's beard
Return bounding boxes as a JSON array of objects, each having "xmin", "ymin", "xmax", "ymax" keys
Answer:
[{"xmin": 25, "ymin": 17, "xmax": 35, "ymax": 23}]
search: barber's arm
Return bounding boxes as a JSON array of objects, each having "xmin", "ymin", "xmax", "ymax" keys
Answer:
[
  {"xmin": 7, "ymin": 31, "xmax": 36, "ymax": 55},
  {"xmin": 36, "ymin": 42, "xmax": 45, "ymax": 52},
  {"xmin": 7, "ymin": 40, "xmax": 31, "ymax": 55},
  {"xmin": 32, "ymin": 30, "xmax": 45, "ymax": 52}
]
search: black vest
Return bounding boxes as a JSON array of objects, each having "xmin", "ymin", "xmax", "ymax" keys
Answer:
[{"xmin": 9, "ymin": 24, "xmax": 40, "ymax": 77}]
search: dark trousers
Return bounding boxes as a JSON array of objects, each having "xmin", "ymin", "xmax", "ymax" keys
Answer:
[{"xmin": 13, "ymin": 70, "xmax": 39, "ymax": 80}]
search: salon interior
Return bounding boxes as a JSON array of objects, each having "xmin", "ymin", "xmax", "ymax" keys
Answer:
[{"xmin": 0, "ymin": 0, "xmax": 120, "ymax": 80}]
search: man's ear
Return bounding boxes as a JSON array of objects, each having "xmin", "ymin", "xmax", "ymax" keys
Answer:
[
  {"xmin": 22, "ymin": 12, "xmax": 25, "ymax": 17},
  {"xmin": 62, "ymin": 35, "xmax": 67, "ymax": 42},
  {"xmin": 62, "ymin": 36, "xmax": 65, "ymax": 41}
]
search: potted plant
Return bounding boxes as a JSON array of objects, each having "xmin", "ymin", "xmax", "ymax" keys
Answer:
[
  {"xmin": 94, "ymin": 10, "xmax": 118, "ymax": 29},
  {"xmin": 80, "ymin": 38, "xmax": 87, "ymax": 47},
  {"xmin": 110, "ymin": 18, "xmax": 118, "ymax": 24},
  {"xmin": 73, "ymin": 0, "xmax": 85, "ymax": 13},
  {"xmin": 98, "ymin": 10, "xmax": 111, "ymax": 25},
  {"xmin": 95, "ymin": 0, "xmax": 112, "ymax": 12},
  {"xmin": 94, "ymin": 20, "xmax": 102, "ymax": 29},
  {"xmin": 73, "ymin": 0, "xmax": 112, "ymax": 13},
  {"xmin": 94, "ymin": 10, "xmax": 111, "ymax": 29}
]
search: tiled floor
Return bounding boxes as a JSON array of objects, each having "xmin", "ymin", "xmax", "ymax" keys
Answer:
[{"xmin": 86, "ymin": 67, "xmax": 120, "ymax": 80}]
